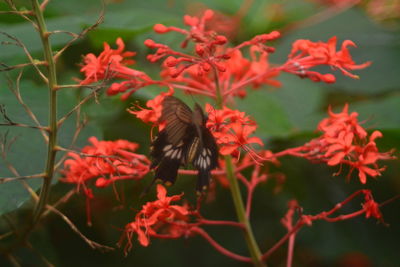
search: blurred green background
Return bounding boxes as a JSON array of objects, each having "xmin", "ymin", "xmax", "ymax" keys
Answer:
[{"xmin": 0, "ymin": 0, "xmax": 399, "ymax": 266}]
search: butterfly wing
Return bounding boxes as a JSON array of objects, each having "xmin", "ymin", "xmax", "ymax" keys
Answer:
[
  {"xmin": 191, "ymin": 107, "xmax": 219, "ymax": 192},
  {"xmin": 160, "ymin": 96, "xmax": 193, "ymax": 146},
  {"xmin": 150, "ymin": 96, "xmax": 194, "ymax": 185},
  {"xmin": 150, "ymin": 129, "xmax": 187, "ymax": 185}
]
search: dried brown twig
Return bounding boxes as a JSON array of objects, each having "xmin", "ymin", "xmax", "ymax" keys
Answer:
[
  {"xmin": 5, "ymin": 72, "xmax": 49, "ymax": 142},
  {"xmin": 0, "ymin": 32, "xmax": 47, "ymax": 82}
]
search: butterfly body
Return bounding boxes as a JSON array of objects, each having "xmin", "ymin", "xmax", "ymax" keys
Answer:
[{"xmin": 150, "ymin": 96, "xmax": 218, "ymax": 191}]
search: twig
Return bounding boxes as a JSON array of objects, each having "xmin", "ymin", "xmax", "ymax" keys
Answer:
[
  {"xmin": 46, "ymin": 205, "xmax": 114, "ymax": 252},
  {"xmin": 0, "ymin": 104, "xmax": 48, "ymax": 130},
  {"xmin": 42, "ymin": 189, "xmax": 76, "ymax": 217},
  {"xmin": 4, "ymin": 0, "xmax": 36, "ymax": 26},
  {"xmin": 57, "ymin": 85, "xmax": 102, "ymax": 127},
  {"xmin": 191, "ymin": 227, "xmax": 252, "ymax": 263},
  {"xmin": 0, "ymin": 133, "xmax": 39, "ymax": 201},
  {"xmin": 0, "ymin": 32, "xmax": 47, "ymax": 82},
  {"xmin": 25, "ymin": 241, "xmax": 55, "ymax": 267},
  {"xmin": 39, "ymin": 0, "xmax": 50, "ymax": 11},
  {"xmin": 53, "ymin": 6, "xmax": 105, "ymax": 61},
  {"xmin": 53, "ymin": 118, "xmax": 86, "ymax": 170},
  {"xmin": 5, "ymin": 253, "xmax": 21, "ymax": 267},
  {"xmin": 6, "ymin": 72, "xmax": 49, "ymax": 142},
  {"xmin": 0, "ymin": 61, "xmax": 46, "ymax": 72},
  {"xmin": 0, "ymin": 173, "xmax": 45, "ymax": 184},
  {"xmin": 0, "ymin": 231, "xmax": 14, "ymax": 241}
]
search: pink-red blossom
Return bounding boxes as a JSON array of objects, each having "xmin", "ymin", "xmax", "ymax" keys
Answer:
[
  {"xmin": 205, "ymin": 104, "xmax": 263, "ymax": 157},
  {"xmin": 297, "ymin": 104, "xmax": 394, "ymax": 183},
  {"xmin": 281, "ymin": 36, "xmax": 371, "ymax": 83},
  {"xmin": 79, "ymin": 38, "xmax": 154, "ymax": 99},
  {"xmin": 120, "ymin": 184, "xmax": 191, "ymax": 254},
  {"xmin": 61, "ymin": 137, "xmax": 150, "ymax": 224}
]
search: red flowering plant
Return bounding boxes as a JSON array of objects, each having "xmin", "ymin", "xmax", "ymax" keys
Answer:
[
  {"xmin": 60, "ymin": 137, "xmax": 151, "ymax": 225},
  {"xmin": 72, "ymin": 8, "xmax": 398, "ymax": 266},
  {"xmin": 1, "ymin": 1, "xmax": 398, "ymax": 266}
]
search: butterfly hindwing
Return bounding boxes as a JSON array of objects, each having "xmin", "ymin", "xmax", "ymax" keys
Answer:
[
  {"xmin": 192, "ymin": 127, "xmax": 219, "ymax": 191},
  {"xmin": 150, "ymin": 129, "xmax": 187, "ymax": 185}
]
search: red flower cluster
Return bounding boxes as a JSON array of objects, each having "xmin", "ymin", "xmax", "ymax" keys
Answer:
[
  {"xmin": 205, "ymin": 104, "xmax": 263, "ymax": 157},
  {"xmin": 79, "ymin": 38, "xmax": 153, "ymax": 100},
  {"xmin": 281, "ymin": 36, "xmax": 371, "ymax": 83},
  {"xmin": 146, "ymin": 9, "xmax": 230, "ymax": 77},
  {"xmin": 78, "ymin": 11, "xmax": 369, "ymax": 105},
  {"xmin": 298, "ymin": 104, "xmax": 394, "ymax": 183},
  {"xmin": 61, "ymin": 137, "xmax": 150, "ymax": 224},
  {"xmin": 120, "ymin": 184, "xmax": 191, "ymax": 254},
  {"xmin": 145, "ymin": 9, "xmax": 281, "ymax": 103},
  {"xmin": 62, "ymin": 137, "xmax": 150, "ymax": 188}
]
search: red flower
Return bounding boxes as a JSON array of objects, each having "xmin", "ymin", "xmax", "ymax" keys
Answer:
[
  {"xmin": 79, "ymin": 38, "xmax": 153, "ymax": 99},
  {"xmin": 62, "ymin": 137, "xmax": 150, "ymax": 187},
  {"xmin": 363, "ymin": 193, "xmax": 383, "ymax": 221},
  {"xmin": 281, "ymin": 36, "xmax": 371, "ymax": 83},
  {"xmin": 298, "ymin": 104, "xmax": 394, "ymax": 183},
  {"xmin": 120, "ymin": 185, "xmax": 190, "ymax": 254},
  {"xmin": 205, "ymin": 104, "xmax": 263, "ymax": 157},
  {"xmin": 127, "ymin": 88, "xmax": 174, "ymax": 127},
  {"xmin": 61, "ymin": 137, "xmax": 150, "ymax": 224},
  {"xmin": 80, "ymin": 38, "xmax": 137, "ymax": 84},
  {"xmin": 145, "ymin": 10, "xmax": 281, "ymax": 103}
]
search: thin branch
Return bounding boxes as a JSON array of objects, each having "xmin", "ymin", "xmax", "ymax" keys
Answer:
[
  {"xmin": 25, "ymin": 241, "xmax": 54, "ymax": 267},
  {"xmin": 53, "ymin": 7, "xmax": 105, "ymax": 61},
  {"xmin": 192, "ymin": 227, "xmax": 252, "ymax": 263},
  {"xmin": 57, "ymin": 86, "xmax": 102, "ymax": 127},
  {"xmin": 46, "ymin": 205, "xmax": 114, "ymax": 252},
  {"xmin": 5, "ymin": 253, "xmax": 21, "ymax": 267},
  {"xmin": 55, "ymin": 84, "xmax": 103, "ymax": 90},
  {"xmin": 6, "ymin": 72, "xmax": 49, "ymax": 142},
  {"xmin": 198, "ymin": 219, "xmax": 245, "ymax": 229},
  {"xmin": 0, "ymin": 122, "xmax": 48, "ymax": 130},
  {"xmin": 0, "ymin": 133, "xmax": 39, "ymax": 201},
  {"xmin": 262, "ymin": 221, "xmax": 304, "ymax": 261},
  {"xmin": 42, "ymin": 189, "xmax": 76, "ymax": 217},
  {"xmin": 0, "ymin": 32, "xmax": 46, "ymax": 81},
  {"xmin": 39, "ymin": 0, "xmax": 50, "ymax": 11},
  {"xmin": 0, "ymin": 231, "xmax": 14, "ymax": 241},
  {"xmin": 0, "ymin": 173, "xmax": 45, "ymax": 184},
  {"xmin": 4, "ymin": 0, "xmax": 36, "ymax": 26},
  {"xmin": 54, "ymin": 117, "xmax": 87, "ymax": 170},
  {"xmin": 0, "ymin": 61, "xmax": 46, "ymax": 72},
  {"xmin": 0, "ymin": 104, "xmax": 48, "ymax": 130}
]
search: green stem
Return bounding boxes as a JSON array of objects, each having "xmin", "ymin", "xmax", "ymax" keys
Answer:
[
  {"xmin": 213, "ymin": 66, "xmax": 265, "ymax": 266},
  {"xmin": 31, "ymin": 0, "xmax": 58, "ymax": 225},
  {"xmin": 213, "ymin": 67, "xmax": 223, "ymax": 108},
  {"xmin": 225, "ymin": 156, "xmax": 265, "ymax": 267}
]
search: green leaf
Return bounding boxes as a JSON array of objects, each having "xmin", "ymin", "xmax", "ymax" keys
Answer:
[
  {"xmin": 0, "ymin": 79, "xmax": 102, "ymax": 215},
  {"xmin": 236, "ymin": 73, "xmax": 324, "ymax": 138},
  {"xmin": 350, "ymin": 95, "xmax": 400, "ymax": 129},
  {"xmin": 237, "ymin": 88, "xmax": 293, "ymax": 138}
]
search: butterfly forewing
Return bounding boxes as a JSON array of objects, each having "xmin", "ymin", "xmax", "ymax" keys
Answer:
[{"xmin": 161, "ymin": 96, "xmax": 193, "ymax": 146}]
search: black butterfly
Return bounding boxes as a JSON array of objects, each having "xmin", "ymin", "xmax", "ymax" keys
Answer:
[{"xmin": 150, "ymin": 96, "xmax": 218, "ymax": 192}]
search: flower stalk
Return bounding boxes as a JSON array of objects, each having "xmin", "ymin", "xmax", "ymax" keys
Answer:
[
  {"xmin": 213, "ymin": 66, "xmax": 265, "ymax": 266},
  {"xmin": 31, "ymin": 0, "xmax": 59, "ymax": 225}
]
